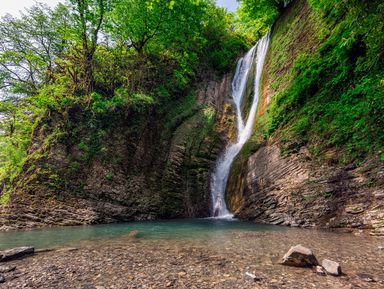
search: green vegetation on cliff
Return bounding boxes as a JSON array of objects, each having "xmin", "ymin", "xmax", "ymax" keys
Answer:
[
  {"xmin": 0, "ymin": 0, "xmax": 246, "ymax": 193},
  {"xmin": 240, "ymin": 0, "xmax": 384, "ymax": 163}
]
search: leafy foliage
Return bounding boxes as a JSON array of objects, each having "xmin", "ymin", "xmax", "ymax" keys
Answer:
[
  {"xmin": 0, "ymin": 0, "xmax": 246, "ymax": 185},
  {"xmin": 262, "ymin": 0, "xmax": 384, "ymax": 162},
  {"xmin": 236, "ymin": 0, "xmax": 290, "ymax": 41}
]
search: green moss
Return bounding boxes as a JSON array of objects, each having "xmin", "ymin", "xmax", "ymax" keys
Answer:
[
  {"xmin": 247, "ymin": 0, "xmax": 384, "ymax": 164},
  {"xmin": 0, "ymin": 190, "xmax": 10, "ymax": 205},
  {"xmin": 106, "ymin": 171, "xmax": 114, "ymax": 181}
]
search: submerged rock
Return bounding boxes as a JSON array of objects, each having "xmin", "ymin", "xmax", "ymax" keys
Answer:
[
  {"xmin": 127, "ymin": 230, "xmax": 139, "ymax": 238},
  {"xmin": 322, "ymin": 259, "xmax": 342, "ymax": 276},
  {"xmin": 0, "ymin": 247, "xmax": 34, "ymax": 262},
  {"xmin": 281, "ymin": 245, "xmax": 318, "ymax": 267}
]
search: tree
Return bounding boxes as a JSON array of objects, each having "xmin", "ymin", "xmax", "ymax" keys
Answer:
[
  {"xmin": 67, "ymin": 0, "xmax": 111, "ymax": 94},
  {"xmin": 0, "ymin": 3, "xmax": 66, "ymax": 95},
  {"xmin": 107, "ymin": 0, "xmax": 210, "ymax": 55},
  {"xmin": 236, "ymin": 0, "xmax": 290, "ymax": 40}
]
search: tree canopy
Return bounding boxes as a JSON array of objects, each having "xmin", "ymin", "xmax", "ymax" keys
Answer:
[{"xmin": 0, "ymin": 0, "xmax": 247, "ymax": 185}]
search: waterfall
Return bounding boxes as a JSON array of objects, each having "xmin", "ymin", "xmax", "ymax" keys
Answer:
[{"xmin": 210, "ymin": 32, "xmax": 271, "ymax": 218}]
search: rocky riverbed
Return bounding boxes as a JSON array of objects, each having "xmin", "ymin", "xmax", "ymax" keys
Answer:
[{"xmin": 1, "ymin": 228, "xmax": 383, "ymax": 288}]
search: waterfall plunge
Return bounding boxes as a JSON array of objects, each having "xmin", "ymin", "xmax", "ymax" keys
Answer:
[{"xmin": 210, "ymin": 32, "xmax": 271, "ymax": 218}]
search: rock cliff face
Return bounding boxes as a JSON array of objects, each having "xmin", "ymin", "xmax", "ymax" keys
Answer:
[
  {"xmin": 228, "ymin": 143, "xmax": 384, "ymax": 233},
  {"xmin": 227, "ymin": 0, "xmax": 384, "ymax": 234},
  {"xmin": 0, "ymin": 72, "xmax": 234, "ymax": 230}
]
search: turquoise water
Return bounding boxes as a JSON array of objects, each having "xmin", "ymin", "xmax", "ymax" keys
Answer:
[{"xmin": 0, "ymin": 219, "xmax": 284, "ymax": 250}]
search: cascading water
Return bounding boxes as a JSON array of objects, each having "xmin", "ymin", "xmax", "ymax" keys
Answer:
[{"xmin": 210, "ymin": 32, "xmax": 271, "ymax": 218}]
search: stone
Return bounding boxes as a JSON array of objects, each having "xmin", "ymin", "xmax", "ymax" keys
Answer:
[
  {"xmin": 56, "ymin": 247, "xmax": 78, "ymax": 253},
  {"xmin": 0, "ymin": 247, "xmax": 34, "ymax": 262},
  {"xmin": 0, "ymin": 275, "xmax": 4, "ymax": 283},
  {"xmin": 315, "ymin": 266, "xmax": 326, "ymax": 276},
  {"xmin": 322, "ymin": 259, "xmax": 342, "ymax": 276},
  {"xmin": 0, "ymin": 265, "xmax": 16, "ymax": 273},
  {"xmin": 345, "ymin": 204, "xmax": 364, "ymax": 214},
  {"xmin": 245, "ymin": 272, "xmax": 262, "ymax": 282},
  {"xmin": 357, "ymin": 273, "xmax": 377, "ymax": 282},
  {"xmin": 35, "ymin": 248, "xmax": 54, "ymax": 254},
  {"xmin": 281, "ymin": 245, "xmax": 318, "ymax": 267},
  {"xmin": 127, "ymin": 230, "xmax": 139, "ymax": 238},
  {"xmin": 370, "ymin": 228, "xmax": 384, "ymax": 236}
]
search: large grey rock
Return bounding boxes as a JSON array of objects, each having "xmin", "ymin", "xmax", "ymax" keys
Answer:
[
  {"xmin": 0, "ymin": 247, "xmax": 34, "ymax": 262},
  {"xmin": 281, "ymin": 245, "xmax": 318, "ymax": 267},
  {"xmin": 322, "ymin": 259, "xmax": 342, "ymax": 276}
]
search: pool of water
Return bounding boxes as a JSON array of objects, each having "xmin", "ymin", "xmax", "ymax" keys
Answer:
[{"xmin": 0, "ymin": 219, "xmax": 286, "ymax": 250}]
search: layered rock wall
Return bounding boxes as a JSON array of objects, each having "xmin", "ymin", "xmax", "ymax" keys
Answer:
[{"xmin": 0, "ymin": 73, "xmax": 234, "ymax": 229}]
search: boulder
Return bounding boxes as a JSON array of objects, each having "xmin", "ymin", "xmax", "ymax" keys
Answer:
[
  {"xmin": 0, "ymin": 247, "xmax": 34, "ymax": 262},
  {"xmin": 0, "ymin": 275, "xmax": 5, "ymax": 283},
  {"xmin": 281, "ymin": 245, "xmax": 318, "ymax": 267},
  {"xmin": 322, "ymin": 259, "xmax": 342, "ymax": 276}
]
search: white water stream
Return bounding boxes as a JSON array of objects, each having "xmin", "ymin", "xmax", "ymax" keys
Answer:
[{"xmin": 210, "ymin": 32, "xmax": 271, "ymax": 218}]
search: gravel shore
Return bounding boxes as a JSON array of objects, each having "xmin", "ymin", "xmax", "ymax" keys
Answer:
[{"xmin": 1, "ymin": 229, "xmax": 384, "ymax": 289}]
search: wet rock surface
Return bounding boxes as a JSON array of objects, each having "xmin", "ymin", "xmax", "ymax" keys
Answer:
[{"xmin": 1, "ymin": 229, "xmax": 384, "ymax": 288}]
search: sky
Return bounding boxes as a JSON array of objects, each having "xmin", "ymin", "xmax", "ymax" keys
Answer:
[
  {"xmin": 1, "ymin": 0, "xmax": 239, "ymax": 17},
  {"xmin": 216, "ymin": 0, "xmax": 239, "ymax": 12},
  {"xmin": 0, "ymin": 0, "xmax": 61, "ymax": 17}
]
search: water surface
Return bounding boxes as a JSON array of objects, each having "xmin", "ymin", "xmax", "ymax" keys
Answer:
[{"xmin": 0, "ymin": 219, "xmax": 285, "ymax": 250}]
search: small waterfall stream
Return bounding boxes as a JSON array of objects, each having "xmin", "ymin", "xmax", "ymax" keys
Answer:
[{"xmin": 210, "ymin": 32, "xmax": 271, "ymax": 218}]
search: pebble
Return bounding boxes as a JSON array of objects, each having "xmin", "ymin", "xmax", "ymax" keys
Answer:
[
  {"xmin": 357, "ymin": 273, "xmax": 377, "ymax": 283},
  {"xmin": 315, "ymin": 266, "xmax": 326, "ymax": 276},
  {"xmin": 322, "ymin": 259, "xmax": 342, "ymax": 276},
  {"xmin": 1, "ymin": 231, "xmax": 384, "ymax": 289},
  {"xmin": 244, "ymin": 272, "xmax": 262, "ymax": 282}
]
